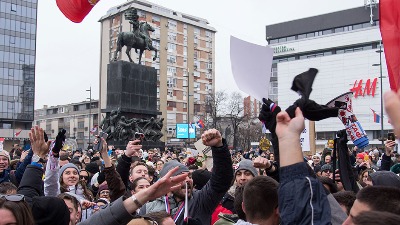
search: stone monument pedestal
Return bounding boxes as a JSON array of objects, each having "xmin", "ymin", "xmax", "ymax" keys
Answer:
[{"xmin": 102, "ymin": 61, "xmax": 164, "ymax": 149}]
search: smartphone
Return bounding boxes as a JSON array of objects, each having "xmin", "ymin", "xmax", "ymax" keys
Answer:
[
  {"xmin": 388, "ymin": 132, "xmax": 396, "ymax": 141},
  {"xmin": 93, "ymin": 132, "xmax": 108, "ymax": 151}
]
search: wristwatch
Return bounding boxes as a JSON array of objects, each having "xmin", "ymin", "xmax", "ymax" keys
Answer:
[{"xmin": 32, "ymin": 154, "xmax": 45, "ymax": 163}]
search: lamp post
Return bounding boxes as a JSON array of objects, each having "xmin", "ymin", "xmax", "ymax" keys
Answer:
[
  {"xmin": 183, "ymin": 69, "xmax": 190, "ymax": 149},
  {"xmin": 86, "ymin": 87, "xmax": 92, "ymax": 148},
  {"xmin": 372, "ymin": 41, "xmax": 384, "ymax": 146},
  {"xmin": 7, "ymin": 97, "xmax": 16, "ymax": 146}
]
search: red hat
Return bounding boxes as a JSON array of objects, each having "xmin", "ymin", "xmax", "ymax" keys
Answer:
[
  {"xmin": 357, "ymin": 153, "xmax": 365, "ymax": 159},
  {"xmin": 56, "ymin": 0, "xmax": 100, "ymax": 23}
]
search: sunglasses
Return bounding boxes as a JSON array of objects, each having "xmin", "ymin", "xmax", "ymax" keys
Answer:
[
  {"xmin": 80, "ymin": 175, "xmax": 89, "ymax": 180},
  {"xmin": 0, "ymin": 194, "xmax": 25, "ymax": 202}
]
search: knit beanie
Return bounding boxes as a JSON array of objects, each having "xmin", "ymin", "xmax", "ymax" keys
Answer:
[
  {"xmin": 31, "ymin": 196, "xmax": 70, "ymax": 225},
  {"xmin": 0, "ymin": 150, "xmax": 10, "ymax": 162},
  {"xmin": 98, "ymin": 183, "xmax": 109, "ymax": 193},
  {"xmin": 235, "ymin": 159, "xmax": 257, "ymax": 177},
  {"xmin": 321, "ymin": 164, "xmax": 333, "ymax": 172},
  {"xmin": 59, "ymin": 163, "xmax": 79, "ymax": 177},
  {"xmin": 159, "ymin": 160, "xmax": 189, "ymax": 178},
  {"xmin": 370, "ymin": 171, "xmax": 400, "ymax": 188}
]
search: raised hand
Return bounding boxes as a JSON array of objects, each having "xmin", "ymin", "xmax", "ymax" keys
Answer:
[
  {"xmin": 125, "ymin": 140, "xmax": 141, "ymax": 157},
  {"xmin": 29, "ymin": 126, "xmax": 52, "ymax": 158},
  {"xmin": 276, "ymin": 107, "xmax": 305, "ymax": 141},
  {"xmin": 253, "ymin": 156, "xmax": 271, "ymax": 169},
  {"xmin": 201, "ymin": 129, "xmax": 223, "ymax": 147},
  {"xmin": 52, "ymin": 129, "xmax": 66, "ymax": 157}
]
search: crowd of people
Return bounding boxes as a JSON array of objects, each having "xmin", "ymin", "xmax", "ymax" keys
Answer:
[{"xmin": 1, "ymin": 90, "xmax": 400, "ymax": 225}]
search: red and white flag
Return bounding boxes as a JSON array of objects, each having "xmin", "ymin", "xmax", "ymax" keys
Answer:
[{"xmin": 380, "ymin": 0, "xmax": 400, "ymax": 91}]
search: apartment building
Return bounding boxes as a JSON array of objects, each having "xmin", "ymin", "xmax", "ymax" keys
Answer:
[
  {"xmin": 99, "ymin": 0, "xmax": 216, "ymax": 144},
  {"xmin": 0, "ymin": 0, "xmax": 37, "ymax": 150},
  {"xmin": 33, "ymin": 100, "xmax": 99, "ymax": 149}
]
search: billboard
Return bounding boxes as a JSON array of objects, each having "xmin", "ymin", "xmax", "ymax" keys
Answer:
[{"xmin": 176, "ymin": 124, "xmax": 196, "ymax": 139}]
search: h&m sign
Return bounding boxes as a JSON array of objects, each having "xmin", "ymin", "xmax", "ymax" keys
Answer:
[{"xmin": 350, "ymin": 78, "xmax": 377, "ymax": 98}]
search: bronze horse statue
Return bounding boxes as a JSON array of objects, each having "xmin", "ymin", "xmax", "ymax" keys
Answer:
[{"xmin": 113, "ymin": 22, "xmax": 158, "ymax": 64}]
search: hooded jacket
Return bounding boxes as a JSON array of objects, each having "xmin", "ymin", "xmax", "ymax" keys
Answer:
[{"xmin": 140, "ymin": 141, "xmax": 233, "ymax": 225}]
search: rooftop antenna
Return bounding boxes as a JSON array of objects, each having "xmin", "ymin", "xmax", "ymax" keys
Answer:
[{"xmin": 364, "ymin": 0, "xmax": 378, "ymax": 25}]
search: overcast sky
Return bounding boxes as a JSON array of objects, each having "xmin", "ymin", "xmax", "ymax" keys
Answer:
[{"xmin": 35, "ymin": 0, "xmax": 365, "ymax": 109}]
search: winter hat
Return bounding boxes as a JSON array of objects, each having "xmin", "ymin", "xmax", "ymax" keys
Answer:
[
  {"xmin": 98, "ymin": 183, "xmax": 109, "ymax": 193},
  {"xmin": 59, "ymin": 163, "xmax": 79, "ymax": 177},
  {"xmin": 235, "ymin": 159, "xmax": 257, "ymax": 177},
  {"xmin": 159, "ymin": 160, "xmax": 189, "ymax": 178},
  {"xmin": 312, "ymin": 154, "xmax": 321, "ymax": 160},
  {"xmin": 0, "ymin": 150, "xmax": 10, "ymax": 162},
  {"xmin": 370, "ymin": 171, "xmax": 400, "ymax": 188},
  {"xmin": 192, "ymin": 169, "xmax": 211, "ymax": 190},
  {"xmin": 85, "ymin": 162, "xmax": 100, "ymax": 174},
  {"xmin": 356, "ymin": 153, "xmax": 365, "ymax": 159},
  {"xmin": 321, "ymin": 164, "xmax": 333, "ymax": 172},
  {"xmin": 31, "ymin": 196, "xmax": 70, "ymax": 225},
  {"xmin": 56, "ymin": 0, "xmax": 100, "ymax": 23}
]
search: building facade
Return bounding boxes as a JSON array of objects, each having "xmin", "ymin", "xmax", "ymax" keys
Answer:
[
  {"xmin": 266, "ymin": 4, "xmax": 390, "ymax": 147},
  {"xmin": 33, "ymin": 100, "xmax": 99, "ymax": 149},
  {"xmin": 99, "ymin": 0, "xmax": 216, "ymax": 144},
  {"xmin": 0, "ymin": 0, "xmax": 37, "ymax": 150},
  {"xmin": 243, "ymin": 96, "xmax": 260, "ymax": 119}
]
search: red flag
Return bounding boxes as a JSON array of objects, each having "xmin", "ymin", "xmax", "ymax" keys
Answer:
[
  {"xmin": 379, "ymin": 0, "xmax": 400, "ymax": 91},
  {"xmin": 56, "ymin": 0, "xmax": 101, "ymax": 23}
]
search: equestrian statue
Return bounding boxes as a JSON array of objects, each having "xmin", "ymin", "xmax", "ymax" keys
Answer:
[{"xmin": 113, "ymin": 8, "xmax": 158, "ymax": 64}]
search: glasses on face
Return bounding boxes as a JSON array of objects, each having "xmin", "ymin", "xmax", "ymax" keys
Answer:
[
  {"xmin": 0, "ymin": 194, "xmax": 25, "ymax": 202},
  {"xmin": 322, "ymin": 170, "xmax": 331, "ymax": 173},
  {"xmin": 80, "ymin": 175, "xmax": 89, "ymax": 180},
  {"xmin": 100, "ymin": 190, "xmax": 110, "ymax": 195}
]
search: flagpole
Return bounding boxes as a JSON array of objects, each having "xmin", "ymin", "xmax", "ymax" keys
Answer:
[{"xmin": 379, "ymin": 42, "xmax": 384, "ymax": 146}]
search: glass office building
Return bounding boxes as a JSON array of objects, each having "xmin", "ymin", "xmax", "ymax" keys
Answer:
[{"xmin": 0, "ymin": 0, "xmax": 37, "ymax": 148}]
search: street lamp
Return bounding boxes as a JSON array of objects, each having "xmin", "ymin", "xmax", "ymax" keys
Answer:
[
  {"xmin": 183, "ymin": 69, "xmax": 190, "ymax": 148},
  {"xmin": 86, "ymin": 87, "xmax": 92, "ymax": 149},
  {"xmin": 372, "ymin": 41, "xmax": 384, "ymax": 146},
  {"xmin": 7, "ymin": 97, "xmax": 16, "ymax": 146}
]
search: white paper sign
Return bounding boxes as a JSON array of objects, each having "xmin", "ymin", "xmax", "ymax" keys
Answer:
[
  {"xmin": 300, "ymin": 120, "xmax": 310, "ymax": 152},
  {"xmin": 230, "ymin": 36, "xmax": 273, "ymax": 101},
  {"xmin": 0, "ymin": 138, "xmax": 4, "ymax": 151}
]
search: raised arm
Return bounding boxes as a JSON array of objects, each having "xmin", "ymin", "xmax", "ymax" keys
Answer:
[
  {"xmin": 116, "ymin": 140, "xmax": 141, "ymax": 189},
  {"xmin": 99, "ymin": 137, "xmax": 127, "ymax": 201},
  {"xmin": 276, "ymin": 108, "xmax": 331, "ymax": 225},
  {"xmin": 193, "ymin": 129, "xmax": 233, "ymax": 213}
]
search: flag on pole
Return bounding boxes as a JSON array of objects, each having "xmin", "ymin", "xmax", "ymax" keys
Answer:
[
  {"xmin": 14, "ymin": 129, "xmax": 22, "ymax": 137},
  {"xmin": 379, "ymin": 0, "xmax": 400, "ymax": 91},
  {"xmin": 371, "ymin": 108, "xmax": 381, "ymax": 123},
  {"xmin": 90, "ymin": 125, "xmax": 98, "ymax": 134}
]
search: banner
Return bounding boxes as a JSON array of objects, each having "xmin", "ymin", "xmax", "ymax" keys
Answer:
[{"xmin": 300, "ymin": 120, "xmax": 310, "ymax": 152}]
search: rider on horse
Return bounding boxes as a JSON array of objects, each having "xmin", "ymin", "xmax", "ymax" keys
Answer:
[{"xmin": 126, "ymin": 9, "xmax": 151, "ymax": 50}]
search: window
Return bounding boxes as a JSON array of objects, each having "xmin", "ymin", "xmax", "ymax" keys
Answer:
[
  {"xmin": 306, "ymin": 32, "xmax": 315, "ymax": 38},
  {"xmin": 157, "ymin": 87, "xmax": 160, "ymax": 98},
  {"xmin": 206, "ymin": 31, "xmax": 212, "ymax": 37},
  {"xmin": 183, "ymin": 103, "xmax": 187, "ymax": 108},
  {"xmin": 167, "ymin": 55, "xmax": 176, "ymax": 64},
  {"xmin": 168, "ymin": 32, "xmax": 177, "ymax": 42},
  {"xmin": 167, "ymin": 113, "xmax": 176, "ymax": 120},
  {"xmin": 167, "ymin": 20, "xmax": 177, "ymax": 29},
  {"xmin": 286, "ymin": 36, "xmax": 296, "ymax": 41},
  {"xmin": 78, "ymin": 121, "xmax": 84, "ymax": 129},
  {"xmin": 297, "ymin": 34, "xmax": 306, "ymax": 39},
  {"xmin": 152, "ymin": 15, "xmax": 161, "ymax": 24},
  {"xmin": 322, "ymin": 29, "xmax": 332, "ymax": 35},
  {"xmin": 167, "ymin": 77, "xmax": 177, "ymax": 88},
  {"xmin": 194, "ymin": 27, "xmax": 200, "ymax": 35},
  {"xmin": 167, "ymin": 101, "xmax": 176, "ymax": 107},
  {"xmin": 193, "ymin": 71, "xmax": 200, "ymax": 77},
  {"xmin": 194, "ymin": 82, "xmax": 200, "ymax": 90},
  {"xmin": 207, "ymin": 62, "xmax": 212, "ymax": 69},
  {"xmin": 334, "ymin": 27, "xmax": 344, "ymax": 33},
  {"xmin": 11, "ymin": 4, "xmax": 17, "ymax": 12},
  {"xmin": 167, "ymin": 66, "xmax": 176, "ymax": 76},
  {"xmin": 206, "ymin": 84, "xmax": 212, "ymax": 91},
  {"xmin": 194, "ymin": 93, "xmax": 200, "ymax": 101},
  {"xmin": 167, "ymin": 43, "xmax": 176, "ymax": 52},
  {"xmin": 78, "ymin": 132, "xmax": 84, "ymax": 139}
]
